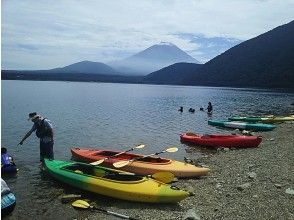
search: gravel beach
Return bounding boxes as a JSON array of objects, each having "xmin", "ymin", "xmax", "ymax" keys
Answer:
[{"xmin": 84, "ymin": 122, "xmax": 293, "ymax": 220}]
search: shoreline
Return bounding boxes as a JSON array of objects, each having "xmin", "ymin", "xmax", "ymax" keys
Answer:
[{"xmin": 86, "ymin": 122, "xmax": 293, "ymax": 220}]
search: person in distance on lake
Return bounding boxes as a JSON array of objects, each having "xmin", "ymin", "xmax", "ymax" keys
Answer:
[
  {"xmin": 18, "ymin": 112, "xmax": 54, "ymax": 162},
  {"xmin": 188, "ymin": 108, "xmax": 195, "ymax": 113},
  {"xmin": 178, "ymin": 106, "xmax": 183, "ymax": 112},
  {"xmin": 207, "ymin": 102, "xmax": 213, "ymax": 114}
]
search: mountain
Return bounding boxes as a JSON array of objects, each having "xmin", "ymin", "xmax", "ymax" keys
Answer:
[
  {"xmin": 108, "ymin": 42, "xmax": 200, "ymax": 75},
  {"xmin": 2, "ymin": 60, "xmax": 130, "ymax": 82},
  {"xmin": 189, "ymin": 20, "xmax": 294, "ymax": 88},
  {"xmin": 145, "ymin": 20, "xmax": 294, "ymax": 88},
  {"xmin": 4, "ymin": 21, "xmax": 293, "ymax": 88},
  {"xmin": 143, "ymin": 63, "xmax": 202, "ymax": 84},
  {"xmin": 47, "ymin": 60, "xmax": 120, "ymax": 75}
]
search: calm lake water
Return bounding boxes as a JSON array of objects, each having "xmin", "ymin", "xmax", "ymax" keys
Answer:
[{"xmin": 1, "ymin": 80, "xmax": 294, "ymax": 219}]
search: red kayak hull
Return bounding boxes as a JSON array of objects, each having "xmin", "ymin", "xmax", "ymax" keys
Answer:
[{"xmin": 180, "ymin": 133, "xmax": 262, "ymax": 148}]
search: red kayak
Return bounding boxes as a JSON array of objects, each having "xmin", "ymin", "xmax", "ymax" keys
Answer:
[
  {"xmin": 180, "ymin": 133, "xmax": 262, "ymax": 148},
  {"xmin": 71, "ymin": 147, "xmax": 210, "ymax": 177}
]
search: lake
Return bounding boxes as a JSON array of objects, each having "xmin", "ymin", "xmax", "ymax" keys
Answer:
[{"xmin": 1, "ymin": 80, "xmax": 294, "ymax": 219}]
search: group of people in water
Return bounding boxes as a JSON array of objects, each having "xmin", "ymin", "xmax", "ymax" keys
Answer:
[{"xmin": 178, "ymin": 102, "xmax": 213, "ymax": 114}]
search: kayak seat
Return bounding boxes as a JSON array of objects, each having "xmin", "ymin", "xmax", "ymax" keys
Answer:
[
  {"xmin": 74, "ymin": 170, "xmax": 83, "ymax": 174},
  {"xmin": 137, "ymin": 157, "xmax": 168, "ymax": 163},
  {"xmin": 65, "ymin": 164, "xmax": 97, "ymax": 176},
  {"xmin": 95, "ymin": 151, "xmax": 117, "ymax": 157},
  {"xmin": 103, "ymin": 173, "xmax": 143, "ymax": 181}
]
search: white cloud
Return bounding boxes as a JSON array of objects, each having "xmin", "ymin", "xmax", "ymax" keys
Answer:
[{"xmin": 1, "ymin": 0, "xmax": 294, "ymax": 69}]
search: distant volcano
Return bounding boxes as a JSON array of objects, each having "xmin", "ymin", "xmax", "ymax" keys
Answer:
[{"xmin": 108, "ymin": 42, "xmax": 200, "ymax": 75}]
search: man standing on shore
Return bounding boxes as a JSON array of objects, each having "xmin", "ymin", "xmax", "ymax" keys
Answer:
[{"xmin": 18, "ymin": 112, "xmax": 54, "ymax": 162}]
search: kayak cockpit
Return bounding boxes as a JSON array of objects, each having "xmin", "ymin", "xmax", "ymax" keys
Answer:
[
  {"xmin": 95, "ymin": 151, "xmax": 171, "ymax": 164},
  {"xmin": 62, "ymin": 163, "xmax": 143, "ymax": 181}
]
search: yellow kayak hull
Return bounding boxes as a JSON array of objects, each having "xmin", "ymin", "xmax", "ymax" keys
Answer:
[{"xmin": 123, "ymin": 160, "xmax": 210, "ymax": 177}]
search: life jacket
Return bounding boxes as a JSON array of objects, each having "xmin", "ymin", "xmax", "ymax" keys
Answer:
[
  {"xmin": 1, "ymin": 153, "xmax": 14, "ymax": 167},
  {"xmin": 35, "ymin": 118, "xmax": 53, "ymax": 138}
]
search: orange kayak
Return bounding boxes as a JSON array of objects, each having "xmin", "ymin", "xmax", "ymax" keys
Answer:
[{"xmin": 71, "ymin": 148, "xmax": 210, "ymax": 178}]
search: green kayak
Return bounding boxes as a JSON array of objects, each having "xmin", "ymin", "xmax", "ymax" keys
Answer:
[
  {"xmin": 44, "ymin": 159, "xmax": 189, "ymax": 203},
  {"xmin": 228, "ymin": 115, "xmax": 294, "ymax": 123},
  {"xmin": 208, "ymin": 120, "xmax": 276, "ymax": 131}
]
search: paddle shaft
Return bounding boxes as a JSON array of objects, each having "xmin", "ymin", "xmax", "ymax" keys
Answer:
[
  {"xmin": 113, "ymin": 147, "xmax": 136, "ymax": 157},
  {"xmin": 113, "ymin": 144, "xmax": 144, "ymax": 157},
  {"xmin": 91, "ymin": 145, "xmax": 145, "ymax": 165},
  {"xmin": 114, "ymin": 150, "xmax": 167, "ymax": 168},
  {"xmin": 92, "ymin": 206, "xmax": 138, "ymax": 220},
  {"xmin": 99, "ymin": 148, "xmax": 135, "ymax": 163},
  {"xmin": 129, "ymin": 149, "xmax": 167, "ymax": 163}
]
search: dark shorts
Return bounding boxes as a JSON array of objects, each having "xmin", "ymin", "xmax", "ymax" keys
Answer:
[{"xmin": 40, "ymin": 141, "xmax": 54, "ymax": 162}]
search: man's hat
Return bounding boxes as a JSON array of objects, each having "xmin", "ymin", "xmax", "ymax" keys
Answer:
[{"xmin": 28, "ymin": 112, "xmax": 40, "ymax": 121}]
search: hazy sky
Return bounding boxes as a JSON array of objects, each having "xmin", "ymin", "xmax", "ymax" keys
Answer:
[{"xmin": 1, "ymin": 0, "xmax": 293, "ymax": 70}]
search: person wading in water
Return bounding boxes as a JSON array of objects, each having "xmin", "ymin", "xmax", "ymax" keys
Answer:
[
  {"xmin": 207, "ymin": 102, "xmax": 213, "ymax": 114},
  {"xmin": 18, "ymin": 112, "xmax": 54, "ymax": 163}
]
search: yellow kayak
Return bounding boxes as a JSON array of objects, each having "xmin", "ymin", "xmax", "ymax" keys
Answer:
[
  {"xmin": 228, "ymin": 115, "xmax": 294, "ymax": 123},
  {"xmin": 44, "ymin": 159, "xmax": 189, "ymax": 203}
]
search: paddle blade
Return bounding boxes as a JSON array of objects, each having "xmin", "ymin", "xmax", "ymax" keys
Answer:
[
  {"xmin": 113, "ymin": 160, "xmax": 130, "ymax": 168},
  {"xmin": 72, "ymin": 200, "xmax": 90, "ymax": 209},
  {"xmin": 90, "ymin": 159, "xmax": 105, "ymax": 166},
  {"xmin": 135, "ymin": 144, "xmax": 145, "ymax": 149},
  {"xmin": 151, "ymin": 172, "xmax": 175, "ymax": 184},
  {"xmin": 165, "ymin": 147, "xmax": 178, "ymax": 153}
]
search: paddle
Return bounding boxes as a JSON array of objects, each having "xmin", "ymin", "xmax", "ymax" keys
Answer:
[
  {"xmin": 90, "ymin": 144, "xmax": 145, "ymax": 166},
  {"xmin": 72, "ymin": 200, "xmax": 139, "ymax": 220},
  {"xmin": 113, "ymin": 147, "xmax": 178, "ymax": 168}
]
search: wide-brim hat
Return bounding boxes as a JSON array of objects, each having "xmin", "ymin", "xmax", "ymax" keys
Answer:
[{"xmin": 28, "ymin": 112, "xmax": 41, "ymax": 121}]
